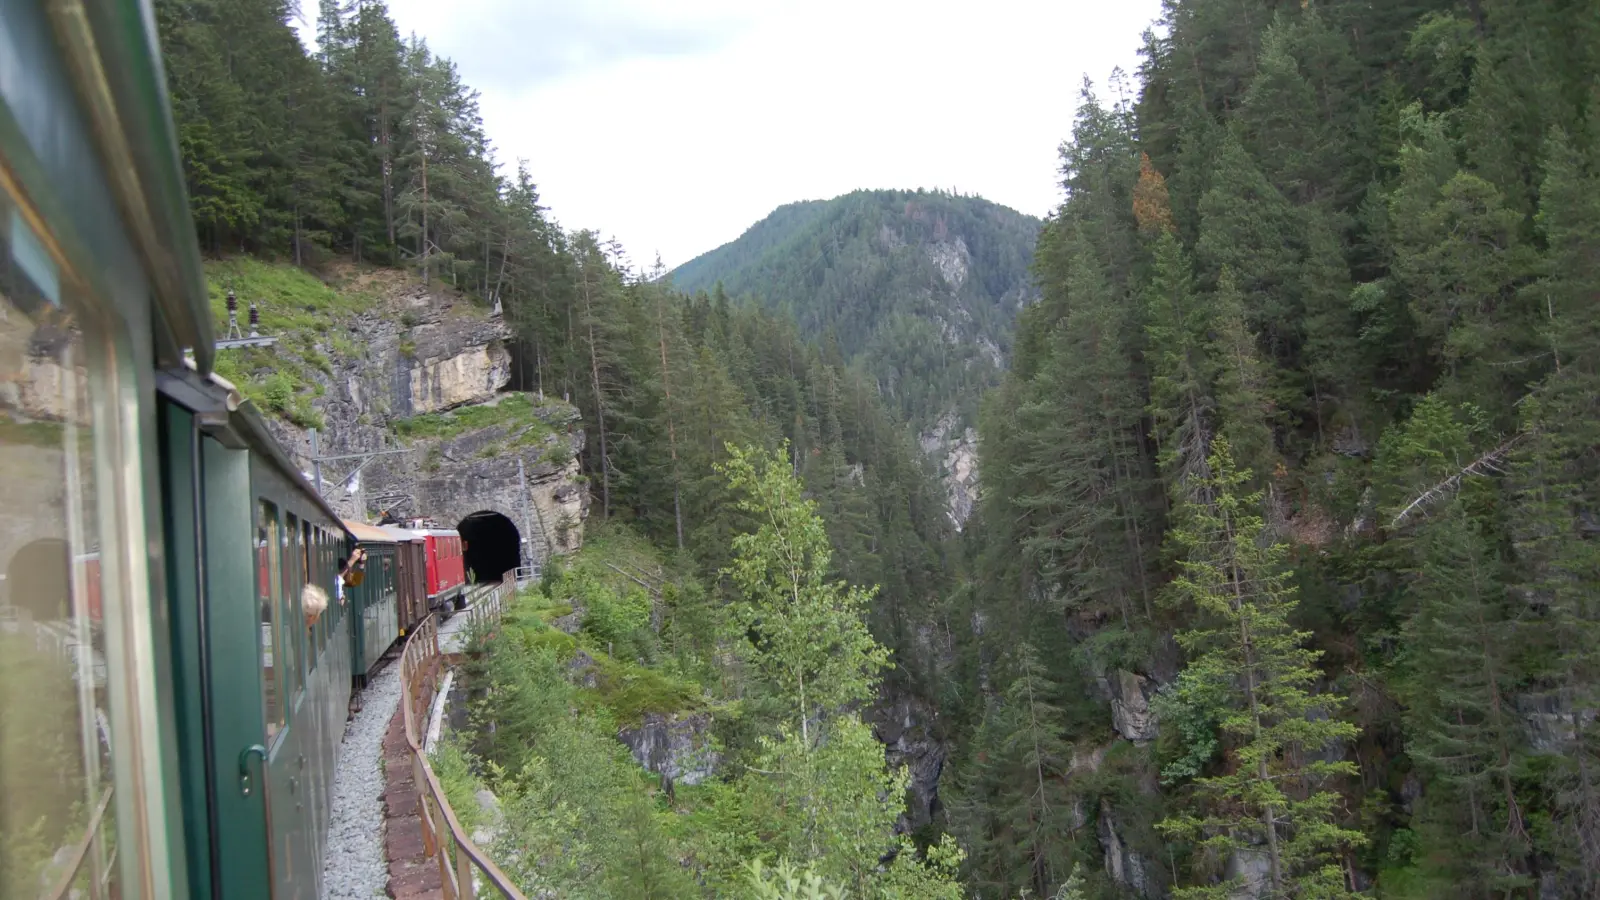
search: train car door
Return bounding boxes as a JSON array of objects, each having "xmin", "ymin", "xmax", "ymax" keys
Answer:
[
  {"xmin": 159, "ymin": 400, "xmax": 274, "ymax": 899},
  {"xmin": 259, "ymin": 505, "xmax": 314, "ymax": 899}
]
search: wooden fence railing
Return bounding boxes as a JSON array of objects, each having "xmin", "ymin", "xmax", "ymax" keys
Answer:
[{"xmin": 398, "ymin": 574, "xmax": 524, "ymax": 900}]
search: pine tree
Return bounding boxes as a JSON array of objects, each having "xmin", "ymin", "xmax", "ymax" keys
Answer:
[
  {"xmin": 1400, "ymin": 503, "xmax": 1534, "ymax": 896},
  {"xmin": 1510, "ymin": 139, "xmax": 1600, "ymax": 882},
  {"xmin": 1144, "ymin": 230, "xmax": 1214, "ymax": 497},
  {"xmin": 1208, "ymin": 267, "xmax": 1276, "ymax": 490},
  {"xmin": 1156, "ymin": 438, "xmax": 1363, "ymax": 899},
  {"xmin": 1194, "ymin": 134, "xmax": 1301, "ymax": 365},
  {"xmin": 992, "ymin": 644, "xmax": 1076, "ymax": 897},
  {"xmin": 1016, "ymin": 224, "xmax": 1154, "ymax": 624}
]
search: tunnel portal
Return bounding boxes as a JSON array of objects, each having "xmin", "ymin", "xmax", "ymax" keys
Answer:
[{"xmin": 458, "ymin": 511, "xmax": 521, "ymax": 585}]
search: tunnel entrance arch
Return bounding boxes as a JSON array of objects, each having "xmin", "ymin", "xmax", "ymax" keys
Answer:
[{"xmin": 458, "ymin": 511, "xmax": 521, "ymax": 586}]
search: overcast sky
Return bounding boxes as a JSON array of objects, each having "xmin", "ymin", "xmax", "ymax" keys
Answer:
[{"xmin": 300, "ymin": 0, "xmax": 1164, "ymax": 270}]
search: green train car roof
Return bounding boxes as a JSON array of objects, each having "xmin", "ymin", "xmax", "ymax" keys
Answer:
[{"xmin": 53, "ymin": 0, "xmax": 214, "ymax": 371}]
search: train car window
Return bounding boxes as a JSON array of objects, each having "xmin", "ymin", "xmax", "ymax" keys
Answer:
[
  {"xmin": 284, "ymin": 513, "xmax": 304, "ymax": 694},
  {"xmin": 0, "ymin": 188, "xmax": 122, "ymax": 897},
  {"xmin": 259, "ymin": 502, "xmax": 285, "ymax": 742},
  {"xmin": 303, "ymin": 520, "xmax": 322, "ymax": 665}
]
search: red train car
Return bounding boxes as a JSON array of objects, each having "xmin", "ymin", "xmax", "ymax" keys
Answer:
[
  {"xmin": 76, "ymin": 553, "xmax": 103, "ymax": 623},
  {"xmin": 415, "ymin": 528, "xmax": 465, "ymax": 610}
]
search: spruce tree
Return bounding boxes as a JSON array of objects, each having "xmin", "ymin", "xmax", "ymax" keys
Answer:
[
  {"xmin": 1208, "ymin": 268, "xmax": 1277, "ymax": 490},
  {"xmin": 1400, "ymin": 504, "xmax": 1534, "ymax": 895},
  {"xmin": 1156, "ymin": 438, "xmax": 1363, "ymax": 899}
]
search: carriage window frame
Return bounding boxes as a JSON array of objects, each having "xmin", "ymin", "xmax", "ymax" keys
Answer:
[
  {"xmin": 0, "ymin": 166, "xmax": 136, "ymax": 900},
  {"xmin": 302, "ymin": 520, "xmax": 321, "ymax": 668},
  {"xmin": 282, "ymin": 512, "xmax": 304, "ymax": 704},
  {"xmin": 258, "ymin": 501, "xmax": 285, "ymax": 744}
]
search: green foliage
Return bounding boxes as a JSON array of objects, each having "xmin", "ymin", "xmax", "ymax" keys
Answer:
[
  {"xmin": 1152, "ymin": 672, "xmax": 1222, "ymax": 784},
  {"xmin": 964, "ymin": 4, "xmax": 1600, "ymax": 892},
  {"xmin": 746, "ymin": 860, "xmax": 847, "ymax": 900},
  {"xmin": 1156, "ymin": 440, "xmax": 1365, "ymax": 898},
  {"xmin": 391, "ymin": 394, "xmax": 558, "ymax": 444},
  {"xmin": 430, "ymin": 740, "xmax": 486, "ymax": 834},
  {"xmin": 585, "ymin": 654, "xmax": 703, "ymax": 727},
  {"xmin": 160, "ymin": 0, "xmax": 1600, "ymax": 893},
  {"xmin": 718, "ymin": 443, "xmax": 890, "ymax": 735}
]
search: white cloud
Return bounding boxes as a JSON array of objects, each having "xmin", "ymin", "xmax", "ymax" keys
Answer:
[{"xmin": 318, "ymin": 0, "xmax": 1164, "ymax": 269}]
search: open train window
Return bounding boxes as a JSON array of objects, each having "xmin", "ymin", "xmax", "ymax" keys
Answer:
[
  {"xmin": 303, "ymin": 519, "xmax": 322, "ymax": 667},
  {"xmin": 0, "ymin": 176, "xmax": 123, "ymax": 898},
  {"xmin": 258, "ymin": 501, "xmax": 285, "ymax": 743},
  {"xmin": 284, "ymin": 513, "xmax": 305, "ymax": 695}
]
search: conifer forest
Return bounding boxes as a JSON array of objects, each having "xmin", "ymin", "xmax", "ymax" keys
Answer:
[{"xmin": 156, "ymin": 0, "xmax": 1600, "ymax": 896}]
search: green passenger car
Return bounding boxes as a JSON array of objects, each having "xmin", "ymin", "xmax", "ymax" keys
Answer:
[{"xmin": 343, "ymin": 520, "xmax": 400, "ymax": 684}]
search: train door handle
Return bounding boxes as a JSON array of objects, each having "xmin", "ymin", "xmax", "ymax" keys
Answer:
[{"xmin": 238, "ymin": 744, "xmax": 268, "ymax": 796}]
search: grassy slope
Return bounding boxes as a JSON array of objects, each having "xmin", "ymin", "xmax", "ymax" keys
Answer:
[
  {"xmin": 490, "ymin": 525, "xmax": 707, "ymax": 727},
  {"xmin": 205, "ymin": 256, "xmax": 574, "ymax": 440}
]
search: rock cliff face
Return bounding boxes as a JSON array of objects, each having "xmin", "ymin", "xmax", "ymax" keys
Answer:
[
  {"xmin": 870, "ymin": 688, "xmax": 946, "ymax": 835},
  {"xmin": 919, "ymin": 412, "xmax": 980, "ymax": 529},
  {"xmin": 227, "ymin": 264, "xmax": 588, "ymax": 558},
  {"xmin": 616, "ymin": 713, "xmax": 719, "ymax": 786}
]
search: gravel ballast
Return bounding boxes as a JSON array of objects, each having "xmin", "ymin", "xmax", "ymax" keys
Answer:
[{"xmin": 320, "ymin": 661, "xmax": 401, "ymax": 900}]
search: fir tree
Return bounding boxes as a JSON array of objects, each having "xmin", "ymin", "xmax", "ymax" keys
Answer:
[
  {"xmin": 1157, "ymin": 438, "xmax": 1363, "ymax": 899},
  {"xmin": 1400, "ymin": 504, "xmax": 1534, "ymax": 895}
]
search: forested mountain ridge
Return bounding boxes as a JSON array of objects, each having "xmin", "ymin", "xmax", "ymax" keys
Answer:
[
  {"xmin": 946, "ymin": 1, "xmax": 1600, "ymax": 898},
  {"xmin": 670, "ymin": 190, "xmax": 1041, "ymax": 525}
]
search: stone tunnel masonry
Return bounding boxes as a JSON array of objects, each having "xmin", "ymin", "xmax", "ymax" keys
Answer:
[
  {"xmin": 410, "ymin": 442, "xmax": 588, "ymax": 564},
  {"xmin": 238, "ymin": 273, "xmax": 589, "ymax": 559}
]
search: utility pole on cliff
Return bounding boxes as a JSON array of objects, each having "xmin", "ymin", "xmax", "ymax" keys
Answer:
[{"xmin": 518, "ymin": 457, "xmax": 534, "ymax": 569}]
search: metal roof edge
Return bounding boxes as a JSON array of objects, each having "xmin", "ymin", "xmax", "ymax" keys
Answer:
[{"xmin": 47, "ymin": 0, "xmax": 213, "ymax": 372}]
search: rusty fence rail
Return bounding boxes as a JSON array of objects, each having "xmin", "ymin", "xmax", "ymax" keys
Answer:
[
  {"xmin": 462, "ymin": 577, "xmax": 511, "ymax": 643},
  {"xmin": 398, "ymin": 574, "xmax": 524, "ymax": 900}
]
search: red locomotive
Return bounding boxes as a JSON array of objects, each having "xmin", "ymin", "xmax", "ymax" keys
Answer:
[{"xmin": 386, "ymin": 520, "xmax": 466, "ymax": 611}]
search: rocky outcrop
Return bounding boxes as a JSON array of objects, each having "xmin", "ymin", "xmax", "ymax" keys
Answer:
[
  {"xmin": 1109, "ymin": 670, "xmax": 1159, "ymax": 743},
  {"xmin": 566, "ymin": 650, "xmax": 601, "ymax": 689},
  {"xmin": 1098, "ymin": 800, "xmax": 1159, "ymax": 899},
  {"xmin": 617, "ymin": 713, "xmax": 718, "ymax": 786},
  {"xmin": 1225, "ymin": 847, "xmax": 1273, "ymax": 900},
  {"xmin": 926, "ymin": 237, "xmax": 970, "ymax": 291},
  {"xmin": 239, "ymin": 269, "xmax": 588, "ymax": 560},
  {"xmin": 920, "ymin": 411, "xmax": 980, "ymax": 529},
  {"xmin": 1516, "ymin": 692, "xmax": 1598, "ymax": 754},
  {"xmin": 871, "ymin": 687, "xmax": 946, "ymax": 834}
]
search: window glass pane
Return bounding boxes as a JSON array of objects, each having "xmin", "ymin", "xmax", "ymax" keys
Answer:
[
  {"xmin": 258, "ymin": 502, "xmax": 283, "ymax": 741},
  {"xmin": 0, "ymin": 191, "xmax": 119, "ymax": 897},
  {"xmin": 302, "ymin": 521, "xmax": 320, "ymax": 666},
  {"xmin": 282, "ymin": 514, "xmax": 302, "ymax": 698}
]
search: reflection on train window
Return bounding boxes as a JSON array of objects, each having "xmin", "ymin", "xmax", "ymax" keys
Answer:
[
  {"xmin": 303, "ymin": 520, "xmax": 320, "ymax": 667},
  {"xmin": 284, "ymin": 513, "xmax": 303, "ymax": 701},
  {"xmin": 259, "ymin": 501, "xmax": 284, "ymax": 742},
  {"xmin": 0, "ymin": 190, "xmax": 121, "ymax": 896}
]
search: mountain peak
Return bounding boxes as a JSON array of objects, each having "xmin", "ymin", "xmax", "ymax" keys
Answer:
[{"xmin": 669, "ymin": 189, "xmax": 1040, "ymax": 525}]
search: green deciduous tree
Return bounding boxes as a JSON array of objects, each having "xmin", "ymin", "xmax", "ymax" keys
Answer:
[{"xmin": 718, "ymin": 443, "xmax": 889, "ymax": 739}]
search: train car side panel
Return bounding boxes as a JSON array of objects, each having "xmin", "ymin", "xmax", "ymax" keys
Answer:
[{"xmin": 199, "ymin": 434, "xmax": 273, "ymax": 898}]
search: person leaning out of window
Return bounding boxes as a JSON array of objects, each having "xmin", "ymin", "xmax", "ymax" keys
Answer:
[{"xmin": 303, "ymin": 547, "xmax": 365, "ymax": 628}]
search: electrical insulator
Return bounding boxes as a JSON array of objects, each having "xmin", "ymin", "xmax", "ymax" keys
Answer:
[
  {"xmin": 249, "ymin": 302, "xmax": 260, "ymax": 336},
  {"xmin": 226, "ymin": 290, "xmax": 238, "ymax": 316}
]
